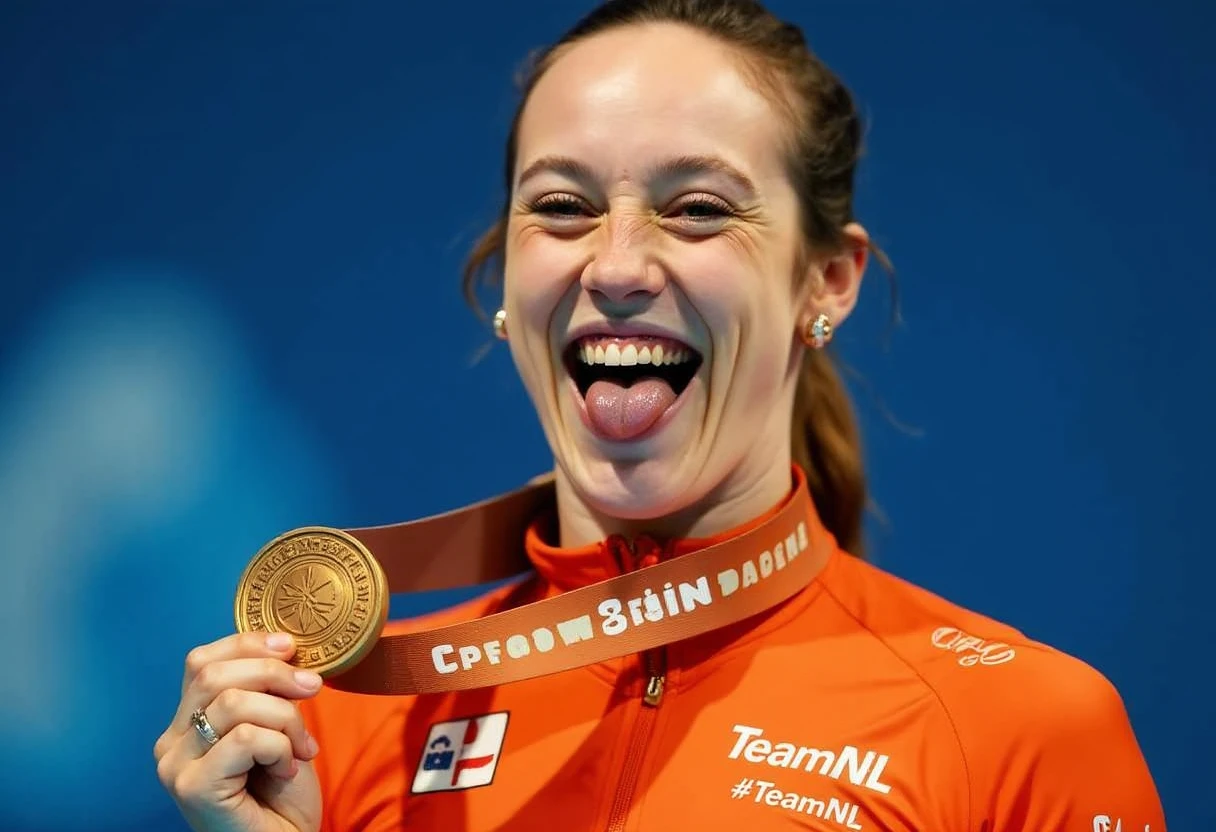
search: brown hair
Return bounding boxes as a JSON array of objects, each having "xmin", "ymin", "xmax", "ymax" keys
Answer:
[{"xmin": 462, "ymin": 0, "xmax": 890, "ymax": 557}]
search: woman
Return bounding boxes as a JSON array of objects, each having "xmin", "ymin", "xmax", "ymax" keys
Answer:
[{"xmin": 154, "ymin": 1, "xmax": 1165, "ymax": 829}]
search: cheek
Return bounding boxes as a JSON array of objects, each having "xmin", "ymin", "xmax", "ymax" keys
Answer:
[
  {"xmin": 685, "ymin": 261, "xmax": 795, "ymax": 399},
  {"xmin": 503, "ymin": 231, "xmax": 584, "ymax": 408},
  {"xmin": 682, "ymin": 255, "xmax": 788, "ymax": 346},
  {"xmin": 504, "ymin": 228, "xmax": 581, "ymax": 330}
]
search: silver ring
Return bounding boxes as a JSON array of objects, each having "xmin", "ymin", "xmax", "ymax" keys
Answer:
[{"xmin": 190, "ymin": 707, "xmax": 220, "ymax": 747}]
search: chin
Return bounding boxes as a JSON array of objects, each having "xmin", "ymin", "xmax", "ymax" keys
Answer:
[
  {"xmin": 561, "ymin": 436, "xmax": 714, "ymax": 522},
  {"xmin": 577, "ymin": 464, "xmax": 694, "ymax": 520}
]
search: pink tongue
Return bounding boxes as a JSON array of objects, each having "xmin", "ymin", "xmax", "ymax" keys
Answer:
[{"xmin": 585, "ymin": 378, "xmax": 677, "ymax": 441}]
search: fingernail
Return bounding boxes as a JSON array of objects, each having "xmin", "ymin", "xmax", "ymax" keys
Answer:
[
  {"xmin": 306, "ymin": 734, "xmax": 319, "ymax": 758},
  {"xmin": 294, "ymin": 670, "xmax": 322, "ymax": 690},
  {"xmin": 282, "ymin": 758, "xmax": 299, "ymax": 779},
  {"xmin": 266, "ymin": 632, "xmax": 292, "ymax": 651}
]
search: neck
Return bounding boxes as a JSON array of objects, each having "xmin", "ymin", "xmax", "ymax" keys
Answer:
[{"xmin": 553, "ymin": 454, "xmax": 795, "ymax": 548}]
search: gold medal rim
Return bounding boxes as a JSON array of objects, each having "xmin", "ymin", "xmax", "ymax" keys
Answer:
[{"xmin": 233, "ymin": 526, "xmax": 389, "ymax": 678}]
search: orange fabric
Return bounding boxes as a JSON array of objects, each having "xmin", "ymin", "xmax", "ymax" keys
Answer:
[{"xmin": 300, "ymin": 473, "xmax": 1165, "ymax": 831}]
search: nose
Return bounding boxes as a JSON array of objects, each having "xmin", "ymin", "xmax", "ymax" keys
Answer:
[{"xmin": 580, "ymin": 213, "xmax": 665, "ymax": 309}]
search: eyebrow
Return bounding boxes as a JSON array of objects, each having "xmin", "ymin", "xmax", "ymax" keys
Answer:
[
  {"xmin": 652, "ymin": 155, "xmax": 758, "ymax": 198},
  {"xmin": 516, "ymin": 155, "xmax": 598, "ymax": 192},
  {"xmin": 515, "ymin": 154, "xmax": 758, "ymax": 198}
]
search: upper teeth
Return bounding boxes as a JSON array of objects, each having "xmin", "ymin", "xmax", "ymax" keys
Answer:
[{"xmin": 578, "ymin": 342, "xmax": 693, "ymax": 367}]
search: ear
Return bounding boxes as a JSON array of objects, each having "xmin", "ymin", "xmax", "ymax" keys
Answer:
[{"xmin": 799, "ymin": 222, "xmax": 868, "ymax": 329}]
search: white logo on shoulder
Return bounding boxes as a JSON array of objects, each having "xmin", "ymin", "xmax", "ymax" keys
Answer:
[
  {"xmin": 411, "ymin": 712, "xmax": 509, "ymax": 794},
  {"xmin": 931, "ymin": 626, "xmax": 1016, "ymax": 667}
]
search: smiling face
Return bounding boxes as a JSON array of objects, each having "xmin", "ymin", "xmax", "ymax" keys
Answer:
[{"xmin": 503, "ymin": 23, "xmax": 842, "ymax": 541}]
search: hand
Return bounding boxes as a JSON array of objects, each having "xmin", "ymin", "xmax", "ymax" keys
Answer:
[{"xmin": 154, "ymin": 632, "xmax": 324, "ymax": 832}]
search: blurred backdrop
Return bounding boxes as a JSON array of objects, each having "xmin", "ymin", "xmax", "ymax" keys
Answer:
[{"xmin": 1, "ymin": 1, "xmax": 1211, "ymax": 829}]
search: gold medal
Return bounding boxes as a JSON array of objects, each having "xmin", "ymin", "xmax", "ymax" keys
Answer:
[{"xmin": 234, "ymin": 527, "xmax": 389, "ymax": 677}]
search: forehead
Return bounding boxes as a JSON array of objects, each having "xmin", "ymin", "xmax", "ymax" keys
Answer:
[{"xmin": 516, "ymin": 23, "xmax": 788, "ymax": 182}]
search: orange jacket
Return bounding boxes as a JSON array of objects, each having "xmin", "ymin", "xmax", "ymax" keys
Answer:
[{"xmin": 301, "ymin": 473, "xmax": 1165, "ymax": 831}]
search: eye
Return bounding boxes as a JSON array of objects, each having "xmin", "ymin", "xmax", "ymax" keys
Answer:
[
  {"xmin": 531, "ymin": 193, "xmax": 594, "ymax": 218},
  {"xmin": 665, "ymin": 194, "xmax": 735, "ymax": 233},
  {"xmin": 674, "ymin": 196, "xmax": 732, "ymax": 218}
]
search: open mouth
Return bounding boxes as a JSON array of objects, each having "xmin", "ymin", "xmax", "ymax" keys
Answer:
[
  {"xmin": 563, "ymin": 337, "xmax": 702, "ymax": 398},
  {"xmin": 562, "ymin": 336, "xmax": 703, "ymax": 441}
]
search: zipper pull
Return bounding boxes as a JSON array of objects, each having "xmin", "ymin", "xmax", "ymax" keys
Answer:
[
  {"xmin": 643, "ymin": 674, "xmax": 665, "ymax": 707},
  {"xmin": 642, "ymin": 647, "xmax": 667, "ymax": 707}
]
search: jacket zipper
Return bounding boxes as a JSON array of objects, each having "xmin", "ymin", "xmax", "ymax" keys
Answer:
[
  {"xmin": 604, "ymin": 536, "xmax": 670, "ymax": 832},
  {"xmin": 605, "ymin": 646, "xmax": 667, "ymax": 832}
]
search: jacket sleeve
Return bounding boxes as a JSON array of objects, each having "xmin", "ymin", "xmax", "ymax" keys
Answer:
[{"xmin": 969, "ymin": 655, "xmax": 1166, "ymax": 831}]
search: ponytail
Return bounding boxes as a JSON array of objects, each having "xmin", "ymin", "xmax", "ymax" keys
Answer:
[{"xmin": 791, "ymin": 348, "xmax": 866, "ymax": 558}]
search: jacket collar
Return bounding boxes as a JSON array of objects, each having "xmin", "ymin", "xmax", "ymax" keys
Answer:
[{"xmin": 522, "ymin": 465, "xmax": 833, "ymax": 593}]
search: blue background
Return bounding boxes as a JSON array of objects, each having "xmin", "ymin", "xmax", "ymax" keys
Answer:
[{"xmin": 1, "ymin": 2, "xmax": 1211, "ymax": 829}]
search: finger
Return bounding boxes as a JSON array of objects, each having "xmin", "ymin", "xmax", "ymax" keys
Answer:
[
  {"xmin": 172, "ymin": 657, "xmax": 322, "ymax": 736},
  {"xmin": 172, "ymin": 724, "xmax": 298, "ymax": 807},
  {"xmin": 157, "ymin": 632, "xmax": 301, "ymax": 760},
  {"xmin": 209, "ymin": 723, "xmax": 299, "ymax": 782},
  {"xmin": 181, "ymin": 631, "xmax": 298, "ymax": 695},
  {"xmin": 195, "ymin": 689, "xmax": 317, "ymax": 763}
]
